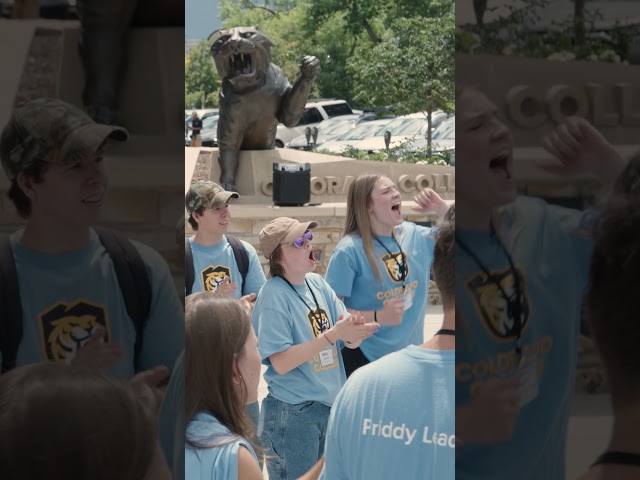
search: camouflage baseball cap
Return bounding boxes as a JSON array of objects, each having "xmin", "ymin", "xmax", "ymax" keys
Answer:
[
  {"xmin": 185, "ymin": 180, "xmax": 239, "ymax": 214},
  {"xmin": 0, "ymin": 98, "xmax": 128, "ymax": 180}
]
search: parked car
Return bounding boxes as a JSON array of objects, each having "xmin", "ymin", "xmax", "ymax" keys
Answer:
[
  {"xmin": 275, "ymin": 99, "xmax": 361, "ymax": 147},
  {"xmin": 185, "ymin": 109, "xmax": 218, "ymax": 120},
  {"xmin": 285, "ymin": 113, "xmax": 376, "ymax": 150},
  {"xmin": 185, "ymin": 109, "xmax": 219, "ymax": 143},
  {"xmin": 185, "ymin": 114, "xmax": 219, "ymax": 146},
  {"xmin": 356, "ymin": 111, "xmax": 449, "ymax": 153},
  {"xmin": 319, "ymin": 118, "xmax": 395, "ymax": 155},
  {"xmin": 1, "ymin": 0, "xmax": 77, "ymax": 18},
  {"xmin": 200, "ymin": 117, "xmax": 220, "ymax": 147},
  {"xmin": 402, "ymin": 115, "xmax": 455, "ymax": 164}
]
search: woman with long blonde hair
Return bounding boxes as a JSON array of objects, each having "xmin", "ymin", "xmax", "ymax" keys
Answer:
[{"xmin": 325, "ymin": 174, "xmax": 449, "ymax": 376}]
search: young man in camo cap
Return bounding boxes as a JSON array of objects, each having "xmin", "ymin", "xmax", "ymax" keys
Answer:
[
  {"xmin": 184, "ymin": 179, "xmax": 267, "ymax": 466},
  {"xmin": 0, "ymin": 98, "xmax": 183, "ymax": 380},
  {"xmin": 184, "ymin": 179, "xmax": 266, "ymax": 297}
]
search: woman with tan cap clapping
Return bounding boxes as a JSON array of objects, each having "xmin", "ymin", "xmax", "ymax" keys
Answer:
[{"xmin": 252, "ymin": 217, "xmax": 379, "ymax": 480}]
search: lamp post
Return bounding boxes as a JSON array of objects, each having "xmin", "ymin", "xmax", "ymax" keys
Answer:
[
  {"xmin": 305, "ymin": 126, "xmax": 312, "ymax": 147},
  {"xmin": 384, "ymin": 130, "xmax": 391, "ymax": 151}
]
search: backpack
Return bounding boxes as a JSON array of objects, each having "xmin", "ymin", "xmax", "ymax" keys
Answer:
[
  {"xmin": 0, "ymin": 227, "xmax": 151, "ymax": 373},
  {"xmin": 184, "ymin": 235, "xmax": 249, "ymax": 296}
]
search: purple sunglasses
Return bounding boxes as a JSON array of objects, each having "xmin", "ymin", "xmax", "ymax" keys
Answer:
[{"xmin": 292, "ymin": 230, "xmax": 313, "ymax": 248}]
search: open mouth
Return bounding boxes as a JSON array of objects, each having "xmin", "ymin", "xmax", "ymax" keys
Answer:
[
  {"xmin": 489, "ymin": 152, "xmax": 512, "ymax": 179},
  {"xmin": 309, "ymin": 250, "xmax": 316, "ymax": 262},
  {"xmin": 391, "ymin": 201, "xmax": 402, "ymax": 215},
  {"xmin": 228, "ymin": 53, "xmax": 254, "ymax": 77},
  {"xmin": 82, "ymin": 192, "xmax": 104, "ymax": 204}
]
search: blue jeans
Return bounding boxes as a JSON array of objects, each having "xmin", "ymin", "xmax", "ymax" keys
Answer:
[
  {"xmin": 246, "ymin": 401, "xmax": 263, "ymax": 469},
  {"xmin": 259, "ymin": 394, "xmax": 330, "ymax": 480}
]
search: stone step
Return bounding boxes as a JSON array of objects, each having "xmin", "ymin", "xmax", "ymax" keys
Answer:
[
  {"xmin": 1, "ymin": 153, "xmax": 182, "ymax": 189},
  {"xmin": 0, "ymin": 20, "xmax": 184, "ymax": 184},
  {"xmin": 57, "ymin": 22, "xmax": 184, "ymax": 138},
  {"xmin": 0, "ymin": 20, "xmax": 37, "ymax": 129}
]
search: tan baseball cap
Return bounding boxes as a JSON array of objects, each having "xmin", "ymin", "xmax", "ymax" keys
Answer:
[{"xmin": 259, "ymin": 217, "xmax": 318, "ymax": 258}]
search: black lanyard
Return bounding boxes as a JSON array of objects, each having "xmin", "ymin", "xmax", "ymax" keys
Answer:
[
  {"xmin": 373, "ymin": 233, "xmax": 408, "ymax": 287},
  {"xmin": 277, "ymin": 275, "xmax": 322, "ymax": 313},
  {"xmin": 593, "ymin": 451, "xmax": 640, "ymax": 467},
  {"xmin": 456, "ymin": 224, "xmax": 524, "ymax": 358},
  {"xmin": 434, "ymin": 329, "xmax": 455, "ymax": 336}
]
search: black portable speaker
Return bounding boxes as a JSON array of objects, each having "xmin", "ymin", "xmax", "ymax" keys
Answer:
[{"xmin": 273, "ymin": 163, "xmax": 311, "ymax": 206}]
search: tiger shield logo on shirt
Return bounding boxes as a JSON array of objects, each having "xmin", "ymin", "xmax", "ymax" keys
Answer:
[
  {"xmin": 38, "ymin": 301, "xmax": 109, "ymax": 363},
  {"xmin": 467, "ymin": 267, "xmax": 530, "ymax": 340},
  {"xmin": 381, "ymin": 251, "xmax": 409, "ymax": 283},
  {"xmin": 201, "ymin": 265, "xmax": 232, "ymax": 292},
  {"xmin": 307, "ymin": 307, "xmax": 331, "ymax": 337}
]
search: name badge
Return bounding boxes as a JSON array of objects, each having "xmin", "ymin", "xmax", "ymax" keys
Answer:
[
  {"xmin": 517, "ymin": 355, "xmax": 539, "ymax": 407},
  {"xmin": 319, "ymin": 348, "xmax": 335, "ymax": 367},
  {"xmin": 403, "ymin": 289, "xmax": 413, "ymax": 311}
]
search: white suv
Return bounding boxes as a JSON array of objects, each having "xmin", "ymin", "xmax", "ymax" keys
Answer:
[{"xmin": 275, "ymin": 99, "xmax": 361, "ymax": 147}]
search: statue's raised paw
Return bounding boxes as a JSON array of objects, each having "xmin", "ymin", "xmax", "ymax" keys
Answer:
[{"xmin": 299, "ymin": 55, "xmax": 321, "ymax": 80}]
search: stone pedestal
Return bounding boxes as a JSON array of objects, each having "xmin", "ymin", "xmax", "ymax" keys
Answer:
[{"xmin": 185, "ymin": 147, "xmax": 455, "ymax": 205}]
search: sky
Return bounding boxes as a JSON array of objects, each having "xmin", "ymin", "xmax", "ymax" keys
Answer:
[{"xmin": 186, "ymin": 0, "xmax": 222, "ymax": 41}]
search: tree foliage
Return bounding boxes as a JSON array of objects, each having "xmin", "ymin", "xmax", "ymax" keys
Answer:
[
  {"xmin": 185, "ymin": 40, "xmax": 220, "ymax": 108},
  {"xmin": 348, "ymin": 9, "xmax": 454, "ymax": 150},
  {"xmin": 186, "ymin": 0, "xmax": 454, "ymax": 120},
  {"xmin": 348, "ymin": 12, "xmax": 454, "ymax": 114}
]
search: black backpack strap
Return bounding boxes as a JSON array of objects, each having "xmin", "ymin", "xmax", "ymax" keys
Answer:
[
  {"xmin": 184, "ymin": 237, "xmax": 194, "ymax": 296},
  {"xmin": 94, "ymin": 227, "xmax": 151, "ymax": 370},
  {"xmin": 0, "ymin": 236, "xmax": 22, "ymax": 373},
  {"xmin": 226, "ymin": 235, "xmax": 249, "ymax": 295}
]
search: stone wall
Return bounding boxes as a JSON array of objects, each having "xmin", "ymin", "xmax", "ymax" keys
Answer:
[{"xmin": 0, "ymin": 22, "xmax": 186, "ymax": 291}]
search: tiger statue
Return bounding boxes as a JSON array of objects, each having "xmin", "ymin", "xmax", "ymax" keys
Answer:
[{"xmin": 208, "ymin": 26, "xmax": 320, "ymax": 192}]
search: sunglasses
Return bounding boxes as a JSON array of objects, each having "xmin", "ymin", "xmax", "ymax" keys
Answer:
[{"xmin": 292, "ymin": 230, "xmax": 313, "ymax": 248}]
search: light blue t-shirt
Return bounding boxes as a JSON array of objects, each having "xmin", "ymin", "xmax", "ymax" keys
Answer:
[
  {"xmin": 252, "ymin": 273, "xmax": 347, "ymax": 406},
  {"xmin": 456, "ymin": 197, "xmax": 595, "ymax": 480},
  {"xmin": 320, "ymin": 345, "xmax": 455, "ymax": 480},
  {"xmin": 158, "ymin": 351, "xmax": 184, "ymax": 480},
  {"xmin": 6, "ymin": 228, "xmax": 184, "ymax": 378},
  {"xmin": 185, "ymin": 411, "xmax": 259, "ymax": 480},
  {"xmin": 325, "ymin": 221, "xmax": 435, "ymax": 362},
  {"xmin": 187, "ymin": 235, "xmax": 266, "ymax": 296}
]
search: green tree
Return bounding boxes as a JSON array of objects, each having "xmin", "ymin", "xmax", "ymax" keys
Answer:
[
  {"xmin": 348, "ymin": 10, "xmax": 454, "ymax": 152},
  {"xmin": 185, "ymin": 40, "xmax": 220, "ymax": 108},
  {"xmin": 308, "ymin": 0, "xmax": 450, "ymax": 42},
  {"xmin": 573, "ymin": 0, "xmax": 586, "ymax": 46},
  {"xmin": 218, "ymin": 0, "xmax": 326, "ymax": 99},
  {"xmin": 306, "ymin": 0, "xmax": 453, "ymax": 107},
  {"xmin": 216, "ymin": 0, "xmax": 454, "ymax": 115}
]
